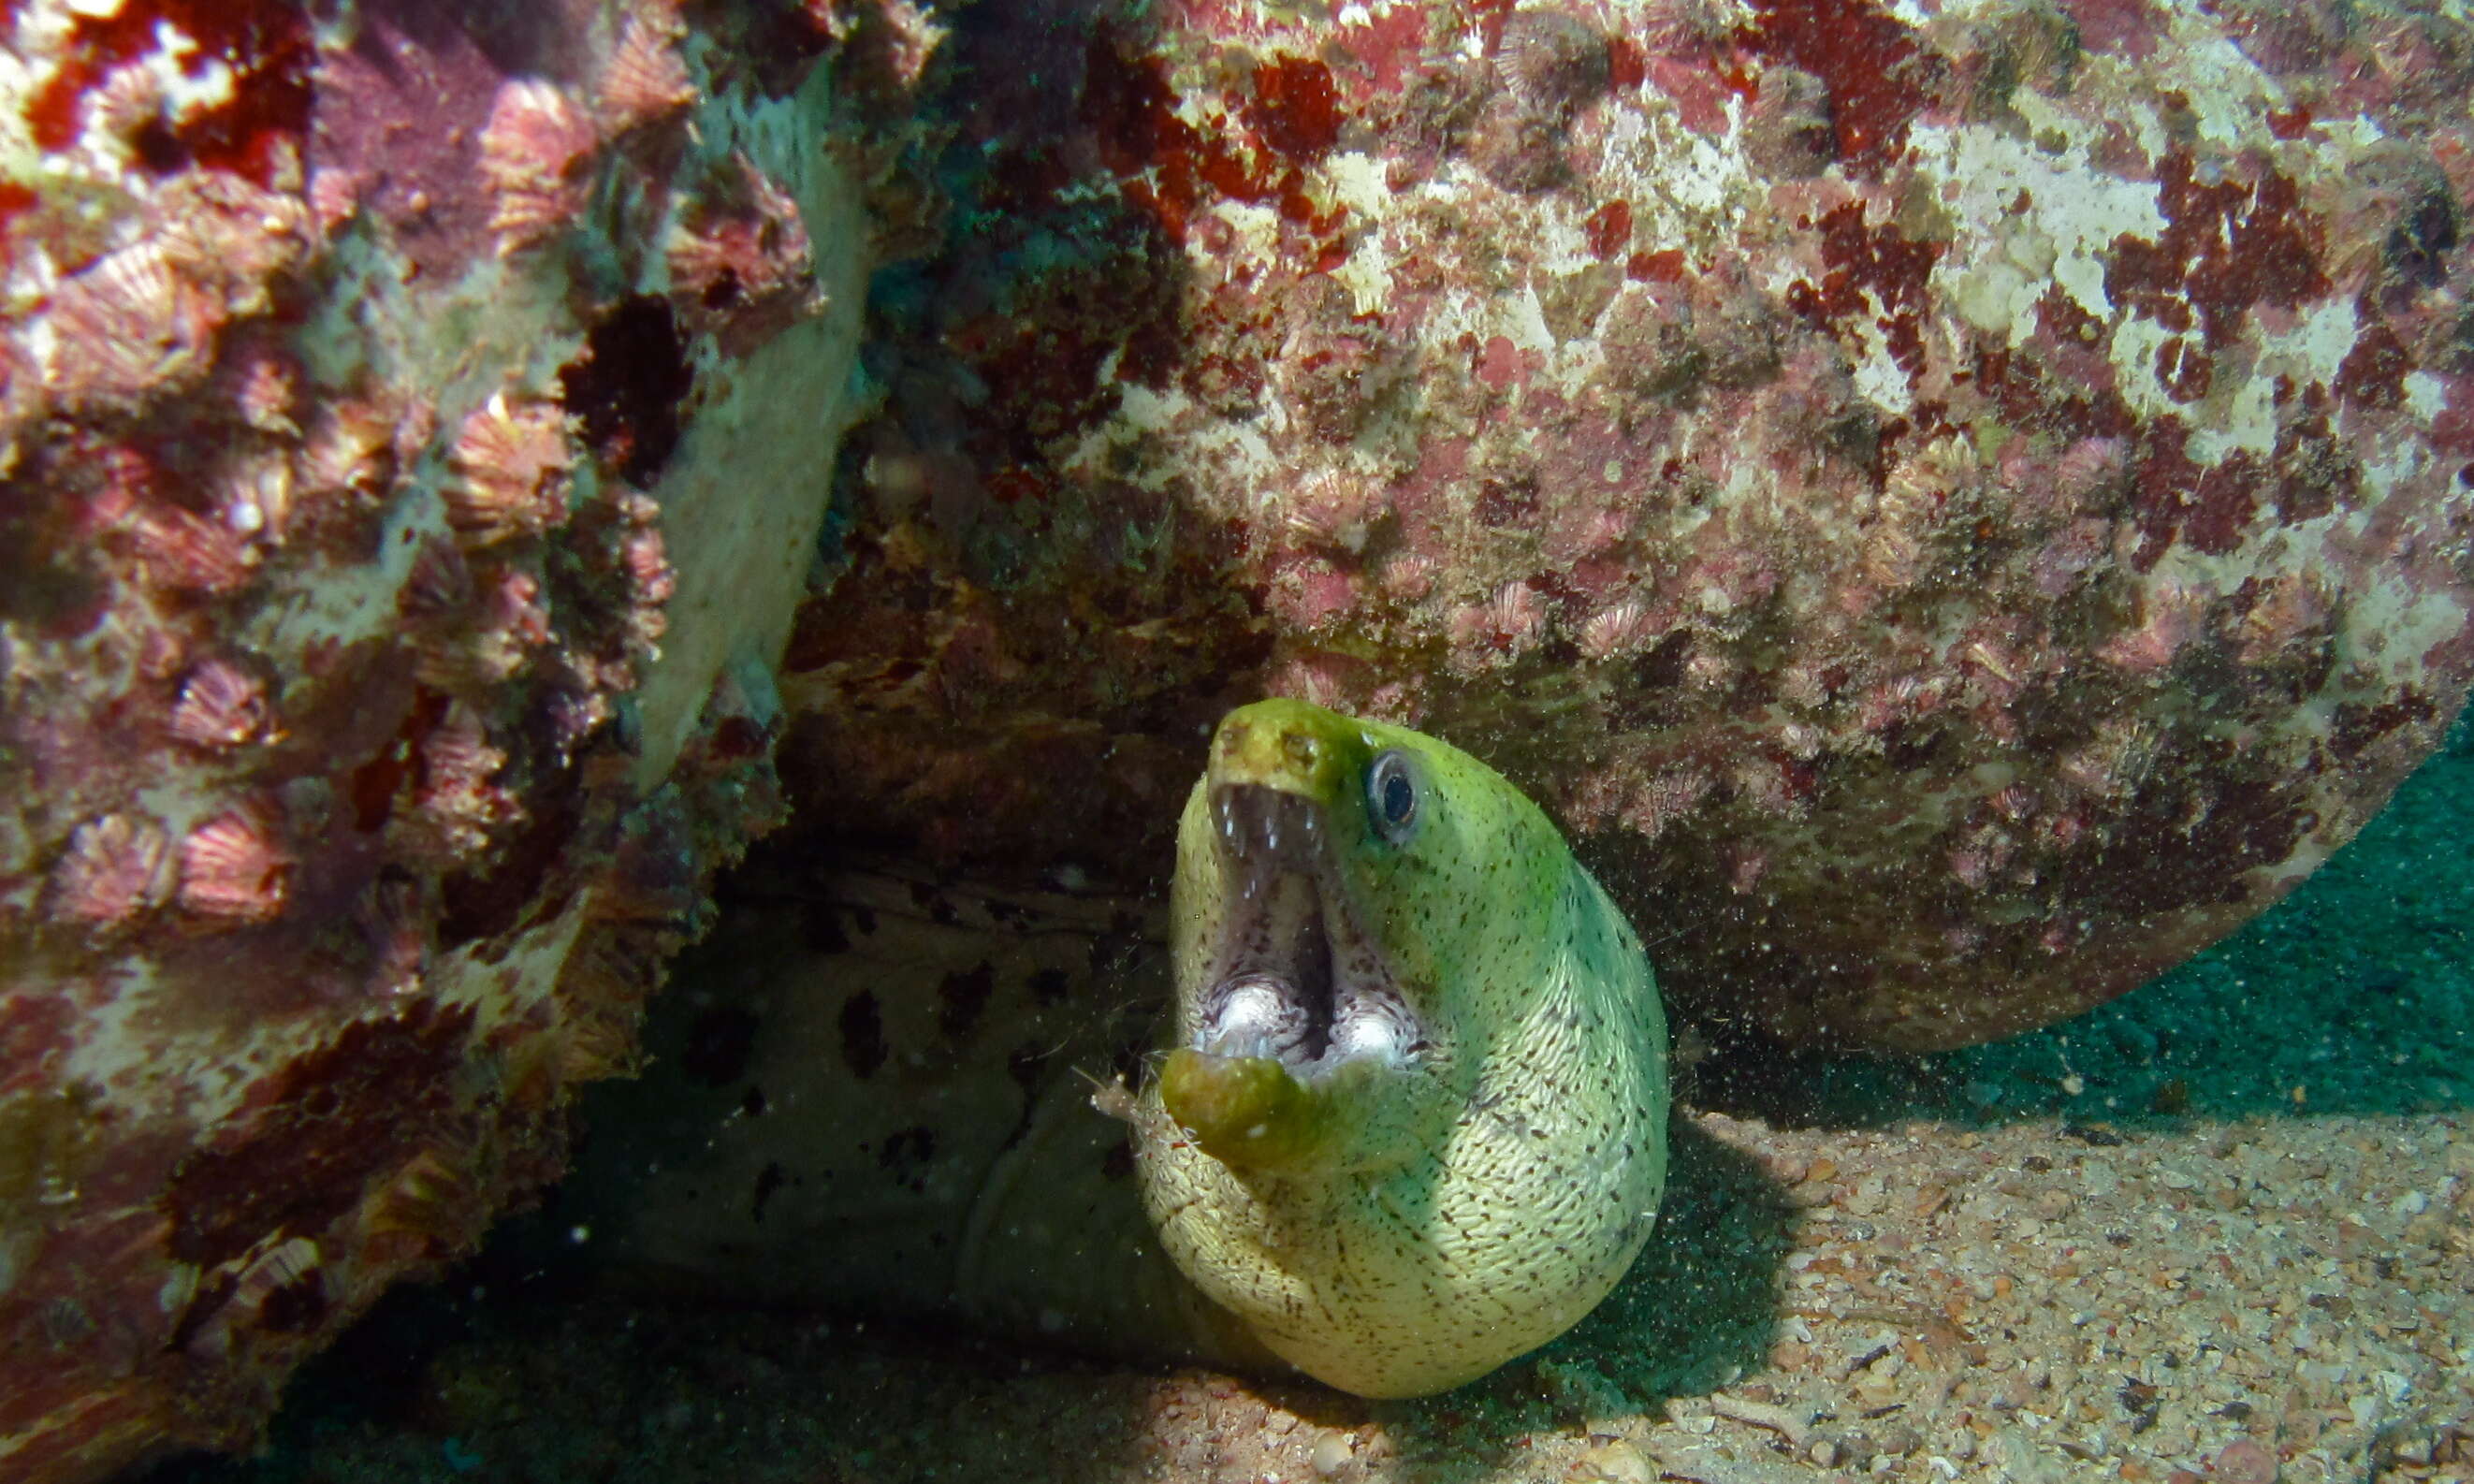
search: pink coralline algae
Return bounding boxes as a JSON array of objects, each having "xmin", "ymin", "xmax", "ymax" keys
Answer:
[
  {"xmin": 0, "ymin": 0, "xmax": 880, "ymax": 1477},
  {"xmin": 2, "ymin": 0, "xmax": 2471, "ymax": 1470},
  {"xmin": 776, "ymin": 0, "xmax": 2474, "ymax": 1055}
]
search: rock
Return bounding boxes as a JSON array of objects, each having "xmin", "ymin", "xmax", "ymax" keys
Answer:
[
  {"xmin": 0, "ymin": 3, "xmax": 879, "ymax": 1477},
  {"xmin": 2213, "ymin": 1436, "xmax": 2281, "ymax": 1484},
  {"xmin": 8, "ymin": 0, "xmax": 2474, "ymax": 1471},
  {"xmin": 773, "ymin": 0, "xmax": 2474, "ymax": 1051}
]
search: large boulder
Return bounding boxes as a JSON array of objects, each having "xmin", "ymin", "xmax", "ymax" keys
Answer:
[
  {"xmin": 0, "ymin": 2, "xmax": 882, "ymax": 1476},
  {"xmin": 778, "ymin": 0, "xmax": 2474, "ymax": 1050}
]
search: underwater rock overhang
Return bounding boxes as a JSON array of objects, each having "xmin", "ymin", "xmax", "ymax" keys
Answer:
[
  {"xmin": 774, "ymin": 0, "xmax": 2474, "ymax": 1055},
  {"xmin": 2, "ymin": 0, "xmax": 2472, "ymax": 1475}
]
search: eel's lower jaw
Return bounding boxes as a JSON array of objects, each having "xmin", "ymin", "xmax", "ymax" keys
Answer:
[{"xmin": 1191, "ymin": 784, "xmax": 1426, "ymax": 1082}]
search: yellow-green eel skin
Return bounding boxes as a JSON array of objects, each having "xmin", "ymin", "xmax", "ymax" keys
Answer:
[{"xmin": 1134, "ymin": 698, "xmax": 1671, "ymax": 1398}]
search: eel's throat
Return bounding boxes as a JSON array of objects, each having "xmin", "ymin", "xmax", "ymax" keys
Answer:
[{"xmin": 1194, "ymin": 783, "xmax": 1424, "ymax": 1080}]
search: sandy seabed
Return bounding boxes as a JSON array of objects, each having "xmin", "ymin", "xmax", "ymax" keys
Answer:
[{"xmin": 146, "ymin": 737, "xmax": 2474, "ymax": 1484}]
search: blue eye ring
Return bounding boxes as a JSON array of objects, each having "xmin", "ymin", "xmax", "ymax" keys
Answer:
[{"xmin": 1366, "ymin": 749, "xmax": 1420, "ymax": 844}]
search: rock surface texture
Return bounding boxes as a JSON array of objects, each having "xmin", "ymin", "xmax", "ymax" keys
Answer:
[
  {"xmin": 783, "ymin": 0, "xmax": 2474, "ymax": 1051},
  {"xmin": 0, "ymin": 3, "xmax": 877, "ymax": 1477},
  {"xmin": 7, "ymin": 0, "xmax": 2474, "ymax": 1475}
]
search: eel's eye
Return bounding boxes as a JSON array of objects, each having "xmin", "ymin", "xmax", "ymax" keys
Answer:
[{"xmin": 1365, "ymin": 749, "xmax": 1420, "ymax": 844}]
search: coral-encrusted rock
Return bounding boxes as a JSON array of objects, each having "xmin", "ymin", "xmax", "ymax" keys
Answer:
[
  {"xmin": 779, "ymin": 0, "xmax": 2474, "ymax": 1052},
  {"xmin": 0, "ymin": 2, "xmax": 874, "ymax": 1477}
]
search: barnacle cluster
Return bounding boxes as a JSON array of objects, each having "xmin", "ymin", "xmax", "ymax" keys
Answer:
[
  {"xmin": 0, "ymin": 0, "xmax": 879, "ymax": 1476},
  {"xmin": 3, "ymin": 0, "xmax": 2471, "ymax": 1471}
]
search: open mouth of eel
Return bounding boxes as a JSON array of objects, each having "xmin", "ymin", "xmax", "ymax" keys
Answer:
[{"xmin": 1192, "ymin": 784, "xmax": 1428, "ymax": 1079}]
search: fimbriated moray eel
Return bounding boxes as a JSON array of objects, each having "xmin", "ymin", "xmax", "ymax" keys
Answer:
[{"xmin": 566, "ymin": 700, "xmax": 1669, "ymax": 1397}]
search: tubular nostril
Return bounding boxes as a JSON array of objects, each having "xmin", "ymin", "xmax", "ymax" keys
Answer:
[{"xmin": 1280, "ymin": 732, "xmax": 1320, "ymax": 772}]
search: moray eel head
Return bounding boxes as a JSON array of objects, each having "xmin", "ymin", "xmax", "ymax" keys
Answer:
[
  {"xmin": 1138, "ymin": 699, "xmax": 1668, "ymax": 1398},
  {"xmin": 1155, "ymin": 707, "xmax": 1437, "ymax": 1173}
]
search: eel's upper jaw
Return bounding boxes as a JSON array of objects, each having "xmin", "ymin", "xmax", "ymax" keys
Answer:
[{"xmin": 1193, "ymin": 782, "xmax": 1426, "ymax": 1081}]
